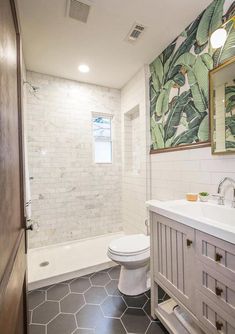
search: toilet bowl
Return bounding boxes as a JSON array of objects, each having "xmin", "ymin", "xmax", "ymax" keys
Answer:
[{"xmin": 107, "ymin": 234, "xmax": 150, "ymax": 296}]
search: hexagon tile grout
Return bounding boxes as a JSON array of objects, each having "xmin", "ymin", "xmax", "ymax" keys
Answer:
[{"xmin": 28, "ymin": 265, "xmax": 169, "ymax": 334}]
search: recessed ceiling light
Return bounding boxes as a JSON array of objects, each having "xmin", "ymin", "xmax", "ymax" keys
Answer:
[{"xmin": 78, "ymin": 64, "xmax": 90, "ymax": 73}]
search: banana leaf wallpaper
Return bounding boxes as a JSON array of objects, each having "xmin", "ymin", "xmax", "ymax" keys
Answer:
[
  {"xmin": 149, "ymin": 0, "xmax": 235, "ymax": 152},
  {"xmin": 225, "ymin": 84, "xmax": 235, "ymax": 149}
]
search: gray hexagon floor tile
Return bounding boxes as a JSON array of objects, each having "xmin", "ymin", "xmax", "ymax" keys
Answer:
[
  {"xmin": 28, "ymin": 267, "xmax": 169, "ymax": 334},
  {"xmin": 90, "ymin": 272, "xmax": 110, "ymax": 286},
  {"xmin": 105, "ymin": 280, "xmax": 121, "ymax": 296},
  {"xmin": 28, "ymin": 290, "xmax": 46, "ymax": 310},
  {"xmin": 32, "ymin": 301, "xmax": 59, "ymax": 324},
  {"xmin": 35, "ymin": 285, "xmax": 54, "ymax": 291},
  {"xmin": 123, "ymin": 293, "xmax": 148, "ymax": 308},
  {"xmin": 76, "ymin": 304, "xmax": 104, "ymax": 329},
  {"xmin": 158, "ymin": 286, "xmax": 170, "ymax": 302},
  {"xmin": 61, "ymin": 293, "xmax": 85, "ymax": 313},
  {"xmin": 29, "ymin": 324, "xmax": 46, "ymax": 334},
  {"xmin": 145, "ymin": 289, "xmax": 150, "ymax": 299},
  {"xmin": 74, "ymin": 329, "xmax": 95, "ymax": 334},
  {"xmin": 108, "ymin": 266, "xmax": 120, "ymax": 279},
  {"xmin": 73, "ymin": 328, "xmax": 95, "ymax": 334},
  {"xmin": 101, "ymin": 296, "xmax": 126, "ymax": 318},
  {"xmin": 70, "ymin": 277, "xmax": 91, "ymax": 293},
  {"xmin": 143, "ymin": 299, "xmax": 151, "ymax": 318},
  {"xmin": 47, "ymin": 283, "xmax": 69, "ymax": 301},
  {"xmin": 96, "ymin": 317, "xmax": 126, "ymax": 334},
  {"xmin": 121, "ymin": 308, "xmax": 150, "ymax": 333},
  {"xmin": 47, "ymin": 313, "xmax": 77, "ymax": 334},
  {"xmin": 158, "ymin": 286, "xmax": 166, "ymax": 300},
  {"xmin": 146, "ymin": 321, "xmax": 169, "ymax": 334},
  {"xmin": 84, "ymin": 286, "xmax": 107, "ymax": 304}
]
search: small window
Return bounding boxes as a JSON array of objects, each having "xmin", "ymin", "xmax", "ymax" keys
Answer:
[{"xmin": 92, "ymin": 115, "xmax": 112, "ymax": 163}]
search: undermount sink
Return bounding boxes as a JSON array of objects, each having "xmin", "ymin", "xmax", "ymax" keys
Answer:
[
  {"xmin": 164, "ymin": 200, "xmax": 235, "ymax": 226},
  {"xmin": 146, "ymin": 199, "xmax": 235, "ymax": 243}
]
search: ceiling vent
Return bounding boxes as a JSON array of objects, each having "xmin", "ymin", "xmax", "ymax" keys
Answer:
[
  {"xmin": 126, "ymin": 23, "xmax": 146, "ymax": 43},
  {"xmin": 68, "ymin": 0, "xmax": 91, "ymax": 23}
]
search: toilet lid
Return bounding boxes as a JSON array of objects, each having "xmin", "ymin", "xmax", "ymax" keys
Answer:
[{"xmin": 108, "ymin": 234, "xmax": 150, "ymax": 255}]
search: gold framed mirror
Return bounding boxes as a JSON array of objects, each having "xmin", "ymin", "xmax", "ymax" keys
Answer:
[{"xmin": 210, "ymin": 56, "xmax": 235, "ymax": 155}]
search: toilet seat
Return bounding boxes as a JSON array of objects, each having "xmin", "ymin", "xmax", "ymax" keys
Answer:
[{"xmin": 108, "ymin": 234, "xmax": 150, "ymax": 256}]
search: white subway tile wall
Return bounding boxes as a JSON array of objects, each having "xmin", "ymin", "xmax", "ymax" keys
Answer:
[
  {"xmin": 121, "ymin": 67, "xmax": 150, "ymax": 235},
  {"xmin": 26, "ymin": 71, "xmax": 122, "ymax": 248},
  {"xmin": 150, "ymin": 148, "xmax": 235, "ymax": 202},
  {"xmin": 121, "ymin": 67, "xmax": 235, "ymax": 236}
]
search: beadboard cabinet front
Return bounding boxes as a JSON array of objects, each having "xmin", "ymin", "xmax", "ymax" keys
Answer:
[{"xmin": 152, "ymin": 213, "xmax": 195, "ymax": 311}]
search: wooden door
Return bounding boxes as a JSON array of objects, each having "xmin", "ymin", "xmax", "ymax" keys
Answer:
[
  {"xmin": 152, "ymin": 213, "xmax": 195, "ymax": 311},
  {"xmin": 0, "ymin": 0, "xmax": 27, "ymax": 334}
]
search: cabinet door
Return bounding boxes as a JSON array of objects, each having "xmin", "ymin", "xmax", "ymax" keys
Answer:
[{"xmin": 152, "ymin": 213, "xmax": 195, "ymax": 311}]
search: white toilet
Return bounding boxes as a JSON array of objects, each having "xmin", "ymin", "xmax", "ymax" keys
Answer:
[{"xmin": 107, "ymin": 234, "xmax": 150, "ymax": 296}]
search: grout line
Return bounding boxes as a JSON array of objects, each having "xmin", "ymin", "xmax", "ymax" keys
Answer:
[
  {"xmin": 120, "ymin": 317, "xmax": 128, "ymax": 334},
  {"xmin": 144, "ymin": 321, "xmax": 152, "ymax": 334}
]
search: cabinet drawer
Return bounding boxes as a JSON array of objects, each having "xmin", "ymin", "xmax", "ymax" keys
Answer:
[
  {"xmin": 196, "ymin": 292, "xmax": 235, "ymax": 334},
  {"xmin": 196, "ymin": 261, "xmax": 235, "ymax": 318},
  {"xmin": 196, "ymin": 231, "xmax": 235, "ymax": 280}
]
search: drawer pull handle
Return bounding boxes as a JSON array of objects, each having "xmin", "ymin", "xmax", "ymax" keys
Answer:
[
  {"xmin": 216, "ymin": 321, "xmax": 223, "ymax": 331},
  {"xmin": 215, "ymin": 287, "xmax": 223, "ymax": 296},
  {"xmin": 186, "ymin": 239, "xmax": 193, "ymax": 247},
  {"xmin": 215, "ymin": 253, "xmax": 223, "ymax": 262}
]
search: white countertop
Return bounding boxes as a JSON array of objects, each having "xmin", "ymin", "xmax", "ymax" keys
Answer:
[{"xmin": 146, "ymin": 199, "xmax": 235, "ymax": 244}]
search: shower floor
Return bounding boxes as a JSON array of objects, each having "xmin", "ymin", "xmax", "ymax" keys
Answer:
[
  {"xmin": 27, "ymin": 232, "xmax": 124, "ymax": 290},
  {"xmin": 28, "ymin": 266, "xmax": 169, "ymax": 334}
]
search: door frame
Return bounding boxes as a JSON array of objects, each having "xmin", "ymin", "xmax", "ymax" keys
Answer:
[
  {"xmin": 12, "ymin": 0, "xmax": 28, "ymax": 330},
  {"xmin": 0, "ymin": 0, "xmax": 27, "ymax": 332}
]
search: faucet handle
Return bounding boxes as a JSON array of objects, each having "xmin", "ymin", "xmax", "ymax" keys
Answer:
[{"xmin": 212, "ymin": 194, "xmax": 224, "ymax": 205}]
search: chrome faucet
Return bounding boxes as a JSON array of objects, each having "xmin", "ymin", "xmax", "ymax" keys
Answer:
[{"xmin": 215, "ymin": 177, "xmax": 235, "ymax": 208}]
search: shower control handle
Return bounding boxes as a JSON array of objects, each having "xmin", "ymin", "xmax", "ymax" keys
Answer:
[
  {"xmin": 25, "ymin": 221, "xmax": 40, "ymax": 232},
  {"xmin": 26, "ymin": 224, "xmax": 33, "ymax": 231}
]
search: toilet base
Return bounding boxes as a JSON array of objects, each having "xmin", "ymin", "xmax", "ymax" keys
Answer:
[{"xmin": 118, "ymin": 264, "xmax": 150, "ymax": 296}]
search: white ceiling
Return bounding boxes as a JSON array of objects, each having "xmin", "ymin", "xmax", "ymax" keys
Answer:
[{"xmin": 18, "ymin": 0, "xmax": 212, "ymax": 89}]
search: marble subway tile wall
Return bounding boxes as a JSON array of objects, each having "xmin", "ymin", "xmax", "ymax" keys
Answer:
[{"xmin": 26, "ymin": 71, "xmax": 122, "ymax": 248}]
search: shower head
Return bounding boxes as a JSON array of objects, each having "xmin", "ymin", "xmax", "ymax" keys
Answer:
[{"xmin": 23, "ymin": 80, "xmax": 40, "ymax": 93}]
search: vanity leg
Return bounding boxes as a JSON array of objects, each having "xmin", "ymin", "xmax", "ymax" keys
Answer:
[{"xmin": 150, "ymin": 212, "xmax": 157, "ymax": 319}]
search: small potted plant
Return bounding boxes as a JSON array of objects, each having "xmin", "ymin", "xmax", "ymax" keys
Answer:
[{"xmin": 199, "ymin": 192, "xmax": 210, "ymax": 202}]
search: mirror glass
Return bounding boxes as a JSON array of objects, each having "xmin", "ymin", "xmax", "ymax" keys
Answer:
[{"xmin": 210, "ymin": 58, "xmax": 235, "ymax": 154}]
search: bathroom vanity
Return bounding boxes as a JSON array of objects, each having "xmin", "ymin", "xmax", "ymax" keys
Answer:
[{"xmin": 147, "ymin": 200, "xmax": 235, "ymax": 334}]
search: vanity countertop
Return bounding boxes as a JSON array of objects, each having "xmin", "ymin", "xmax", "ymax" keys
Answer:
[{"xmin": 147, "ymin": 199, "xmax": 235, "ymax": 244}]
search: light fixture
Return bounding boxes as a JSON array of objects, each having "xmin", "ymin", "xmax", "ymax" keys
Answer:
[
  {"xmin": 78, "ymin": 64, "xmax": 90, "ymax": 73},
  {"xmin": 210, "ymin": 28, "xmax": 227, "ymax": 48},
  {"xmin": 210, "ymin": 16, "xmax": 235, "ymax": 49}
]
